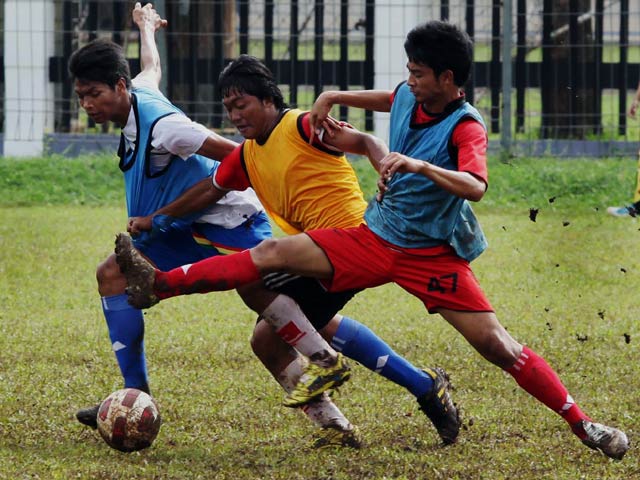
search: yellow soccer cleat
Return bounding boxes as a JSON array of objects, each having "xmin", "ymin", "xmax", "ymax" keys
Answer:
[
  {"xmin": 312, "ymin": 425, "xmax": 362, "ymax": 450},
  {"xmin": 283, "ymin": 353, "xmax": 351, "ymax": 408}
]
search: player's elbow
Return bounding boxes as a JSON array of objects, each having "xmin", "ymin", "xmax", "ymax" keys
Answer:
[
  {"xmin": 463, "ymin": 175, "xmax": 487, "ymax": 202},
  {"xmin": 466, "ymin": 186, "xmax": 485, "ymax": 202}
]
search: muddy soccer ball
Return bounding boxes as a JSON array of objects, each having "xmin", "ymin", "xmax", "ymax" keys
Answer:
[{"xmin": 97, "ymin": 388, "xmax": 162, "ymax": 452}]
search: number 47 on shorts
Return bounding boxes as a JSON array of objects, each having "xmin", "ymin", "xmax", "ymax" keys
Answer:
[{"xmin": 427, "ymin": 273, "xmax": 458, "ymax": 294}]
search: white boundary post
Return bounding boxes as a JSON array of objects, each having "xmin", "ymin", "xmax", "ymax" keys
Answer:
[
  {"xmin": 501, "ymin": 0, "xmax": 513, "ymax": 156},
  {"xmin": 3, "ymin": 0, "xmax": 55, "ymax": 157},
  {"xmin": 373, "ymin": 1, "xmax": 428, "ymax": 141}
]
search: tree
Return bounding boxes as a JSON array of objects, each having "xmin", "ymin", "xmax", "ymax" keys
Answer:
[{"xmin": 541, "ymin": 0, "xmax": 600, "ymax": 138}]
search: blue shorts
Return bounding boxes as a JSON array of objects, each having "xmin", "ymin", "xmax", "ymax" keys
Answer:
[{"xmin": 135, "ymin": 211, "xmax": 271, "ymax": 271}]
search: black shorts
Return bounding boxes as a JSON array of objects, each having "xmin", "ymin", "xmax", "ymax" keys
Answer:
[{"xmin": 263, "ymin": 273, "xmax": 360, "ymax": 330}]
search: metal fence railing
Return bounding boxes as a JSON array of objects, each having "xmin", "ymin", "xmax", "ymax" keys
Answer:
[{"xmin": 2, "ymin": 0, "xmax": 640, "ymax": 157}]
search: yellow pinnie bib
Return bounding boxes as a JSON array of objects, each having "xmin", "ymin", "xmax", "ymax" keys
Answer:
[{"xmin": 242, "ymin": 109, "xmax": 367, "ymax": 234}]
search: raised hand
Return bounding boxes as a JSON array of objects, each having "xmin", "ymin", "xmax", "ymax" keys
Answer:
[{"xmin": 132, "ymin": 2, "xmax": 168, "ymax": 32}]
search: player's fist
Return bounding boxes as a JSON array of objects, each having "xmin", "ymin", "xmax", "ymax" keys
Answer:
[{"xmin": 133, "ymin": 2, "xmax": 168, "ymax": 31}]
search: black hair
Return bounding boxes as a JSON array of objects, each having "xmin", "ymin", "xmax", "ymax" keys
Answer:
[
  {"xmin": 404, "ymin": 21, "xmax": 473, "ymax": 86},
  {"xmin": 218, "ymin": 55, "xmax": 287, "ymax": 110},
  {"xmin": 68, "ymin": 38, "xmax": 131, "ymax": 89}
]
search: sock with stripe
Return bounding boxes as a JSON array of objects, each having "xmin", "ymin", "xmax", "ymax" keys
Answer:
[
  {"xmin": 102, "ymin": 294, "xmax": 150, "ymax": 393},
  {"xmin": 155, "ymin": 249, "xmax": 261, "ymax": 299},
  {"xmin": 506, "ymin": 346, "xmax": 589, "ymax": 438},
  {"xmin": 331, "ymin": 316, "xmax": 433, "ymax": 398},
  {"xmin": 262, "ymin": 295, "xmax": 338, "ymax": 367}
]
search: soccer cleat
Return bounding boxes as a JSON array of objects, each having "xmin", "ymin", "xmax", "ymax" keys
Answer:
[
  {"xmin": 417, "ymin": 367, "xmax": 461, "ymax": 445},
  {"xmin": 75, "ymin": 403, "xmax": 100, "ymax": 430},
  {"xmin": 580, "ymin": 420, "xmax": 629, "ymax": 460},
  {"xmin": 312, "ymin": 425, "xmax": 362, "ymax": 449},
  {"xmin": 283, "ymin": 353, "xmax": 351, "ymax": 408},
  {"xmin": 606, "ymin": 205, "xmax": 637, "ymax": 218},
  {"xmin": 115, "ymin": 233, "xmax": 160, "ymax": 309}
]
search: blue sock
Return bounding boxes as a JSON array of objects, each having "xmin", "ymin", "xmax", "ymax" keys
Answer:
[
  {"xmin": 331, "ymin": 316, "xmax": 433, "ymax": 398},
  {"xmin": 102, "ymin": 294, "xmax": 149, "ymax": 392}
]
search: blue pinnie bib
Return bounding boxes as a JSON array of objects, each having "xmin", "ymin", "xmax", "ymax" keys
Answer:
[
  {"xmin": 365, "ymin": 82, "xmax": 488, "ymax": 262},
  {"xmin": 118, "ymin": 86, "xmax": 217, "ymax": 227}
]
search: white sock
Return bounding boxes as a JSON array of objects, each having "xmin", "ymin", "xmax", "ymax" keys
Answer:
[
  {"xmin": 262, "ymin": 294, "xmax": 337, "ymax": 367},
  {"xmin": 279, "ymin": 357, "xmax": 352, "ymax": 430}
]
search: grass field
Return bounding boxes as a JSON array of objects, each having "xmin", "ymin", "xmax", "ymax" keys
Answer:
[{"xmin": 0, "ymin": 154, "xmax": 639, "ymax": 479}]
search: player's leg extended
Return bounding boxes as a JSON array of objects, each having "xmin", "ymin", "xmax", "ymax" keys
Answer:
[
  {"xmin": 115, "ymin": 232, "xmax": 333, "ymax": 308},
  {"xmin": 324, "ymin": 315, "xmax": 464, "ymax": 445},
  {"xmin": 327, "ymin": 309, "xmax": 459, "ymax": 445},
  {"xmin": 325, "ymin": 315, "xmax": 434, "ymax": 399},
  {"xmin": 441, "ymin": 309, "xmax": 629, "ymax": 460},
  {"xmin": 250, "ymin": 319, "xmax": 361, "ymax": 449}
]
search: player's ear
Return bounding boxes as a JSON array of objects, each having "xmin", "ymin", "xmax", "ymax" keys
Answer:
[
  {"xmin": 440, "ymin": 69, "xmax": 454, "ymax": 85},
  {"xmin": 262, "ymin": 96, "xmax": 276, "ymax": 108},
  {"xmin": 115, "ymin": 77, "xmax": 128, "ymax": 93}
]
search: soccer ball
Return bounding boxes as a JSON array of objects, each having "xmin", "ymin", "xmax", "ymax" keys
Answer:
[{"xmin": 97, "ymin": 388, "xmax": 162, "ymax": 452}]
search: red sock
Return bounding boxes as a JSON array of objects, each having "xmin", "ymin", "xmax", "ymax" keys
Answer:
[
  {"xmin": 506, "ymin": 346, "xmax": 590, "ymax": 438},
  {"xmin": 154, "ymin": 250, "xmax": 260, "ymax": 299}
]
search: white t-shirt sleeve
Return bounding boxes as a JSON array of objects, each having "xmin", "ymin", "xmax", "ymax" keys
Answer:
[
  {"xmin": 131, "ymin": 77, "xmax": 159, "ymax": 91},
  {"xmin": 151, "ymin": 115, "xmax": 212, "ymax": 160}
]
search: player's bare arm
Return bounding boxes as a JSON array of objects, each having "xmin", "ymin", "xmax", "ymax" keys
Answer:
[
  {"xmin": 309, "ymin": 90, "xmax": 393, "ymax": 143},
  {"xmin": 321, "ymin": 120, "xmax": 389, "ymax": 172},
  {"xmin": 132, "ymin": 2, "xmax": 168, "ymax": 88},
  {"xmin": 196, "ymin": 132, "xmax": 238, "ymax": 161},
  {"xmin": 377, "ymin": 153, "xmax": 486, "ymax": 202},
  {"xmin": 127, "ymin": 177, "xmax": 227, "ymax": 235}
]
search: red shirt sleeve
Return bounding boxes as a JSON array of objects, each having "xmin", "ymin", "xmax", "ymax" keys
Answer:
[
  {"xmin": 212, "ymin": 143, "xmax": 251, "ymax": 191},
  {"xmin": 451, "ymin": 119, "xmax": 488, "ymax": 185}
]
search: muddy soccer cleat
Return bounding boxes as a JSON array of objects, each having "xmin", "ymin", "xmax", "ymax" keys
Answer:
[
  {"xmin": 580, "ymin": 420, "xmax": 629, "ymax": 460},
  {"xmin": 115, "ymin": 233, "xmax": 159, "ymax": 309},
  {"xmin": 417, "ymin": 367, "xmax": 461, "ymax": 445},
  {"xmin": 75, "ymin": 403, "xmax": 100, "ymax": 429},
  {"xmin": 283, "ymin": 353, "xmax": 351, "ymax": 408},
  {"xmin": 312, "ymin": 425, "xmax": 362, "ymax": 450}
]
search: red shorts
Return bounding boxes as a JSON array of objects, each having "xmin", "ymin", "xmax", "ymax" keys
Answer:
[{"xmin": 306, "ymin": 224, "xmax": 493, "ymax": 314}]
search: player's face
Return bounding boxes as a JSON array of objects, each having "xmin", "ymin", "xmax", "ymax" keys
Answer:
[
  {"xmin": 406, "ymin": 61, "xmax": 449, "ymax": 108},
  {"xmin": 74, "ymin": 78, "xmax": 129, "ymax": 126},
  {"xmin": 223, "ymin": 91, "xmax": 275, "ymax": 140}
]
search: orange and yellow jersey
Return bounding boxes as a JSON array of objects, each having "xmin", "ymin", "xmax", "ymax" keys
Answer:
[{"xmin": 214, "ymin": 109, "xmax": 367, "ymax": 234}]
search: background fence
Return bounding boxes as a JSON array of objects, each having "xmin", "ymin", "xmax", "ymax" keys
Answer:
[{"xmin": 2, "ymin": 0, "xmax": 640, "ymax": 157}]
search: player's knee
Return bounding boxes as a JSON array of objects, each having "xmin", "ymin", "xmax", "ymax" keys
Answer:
[
  {"xmin": 96, "ymin": 254, "xmax": 127, "ymax": 295},
  {"xmin": 476, "ymin": 330, "xmax": 520, "ymax": 368},
  {"xmin": 252, "ymin": 238, "xmax": 286, "ymax": 270}
]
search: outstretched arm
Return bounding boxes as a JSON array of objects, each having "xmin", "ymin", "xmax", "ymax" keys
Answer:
[
  {"xmin": 128, "ymin": 177, "xmax": 227, "ymax": 235},
  {"xmin": 132, "ymin": 2, "xmax": 168, "ymax": 88}
]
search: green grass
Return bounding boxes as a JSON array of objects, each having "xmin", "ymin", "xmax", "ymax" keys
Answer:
[{"xmin": 0, "ymin": 154, "xmax": 639, "ymax": 478}]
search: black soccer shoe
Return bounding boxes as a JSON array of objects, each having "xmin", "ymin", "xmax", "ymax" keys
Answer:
[
  {"xmin": 417, "ymin": 367, "xmax": 461, "ymax": 445},
  {"xmin": 76, "ymin": 403, "xmax": 100, "ymax": 430}
]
